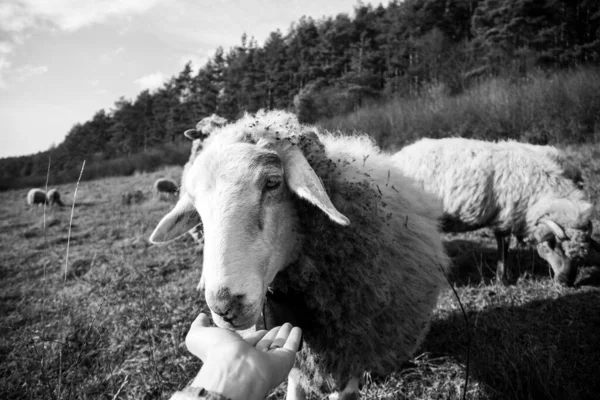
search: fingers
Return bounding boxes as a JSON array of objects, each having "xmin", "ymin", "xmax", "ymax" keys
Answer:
[
  {"xmin": 256, "ymin": 323, "xmax": 302, "ymax": 353},
  {"xmin": 283, "ymin": 327, "xmax": 302, "ymax": 352},
  {"xmin": 243, "ymin": 329, "xmax": 268, "ymax": 347},
  {"xmin": 270, "ymin": 323, "xmax": 293, "ymax": 350},
  {"xmin": 256, "ymin": 326, "xmax": 280, "ymax": 351},
  {"xmin": 191, "ymin": 313, "xmax": 211, "ymax": 328},
  {"xmin": 185, "ymin": 312, "xmax": 240, "ymax": 360}
]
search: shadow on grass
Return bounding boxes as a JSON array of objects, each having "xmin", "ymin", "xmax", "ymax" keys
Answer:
[
  {"xmin": 424, "ymin": 290, "xmax": 600, "ymax": 400},
  {"xmin": 445, "ymin": 237, "xmax": 600, "ymax": 288}
]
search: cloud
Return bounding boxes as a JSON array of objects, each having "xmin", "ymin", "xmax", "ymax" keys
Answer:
[
  {"xmin": 14, "ymin": 64, "xmax": 48, "ymax": 81},
  {"xmin": 100, "ymin": 46, "xmax": 125, "ymax": 63},
  {"xmin": 0, "ymin": 0, "xmax": 167, "ymax": 33},
  {"xmin": 134, "ymin": 72, "xmax": 165, "ymax": 91},
  {"xmin": 0, "ymin": 58, "xmax": 11, "ymax": 88},
  {"xmin": 0, "ymin": 1, "xmax": 163, "ymax": 89}
]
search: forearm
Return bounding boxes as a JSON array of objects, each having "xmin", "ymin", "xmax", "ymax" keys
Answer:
[{"xmin": 171, "ymin": 358, "xmax": 270, "ymax": 400}]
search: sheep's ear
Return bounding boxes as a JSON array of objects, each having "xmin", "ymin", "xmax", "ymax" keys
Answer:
[
  {"xmin": 283, "ymin": 145, "xmax": 350, "ymax": 226},
  {"xmin": 149, "ymin": 195, "xmax": 202, "ymax": 243},
  {"xmin": 184, "ymin": 129, "xmax": 208, "ymax": 141}
]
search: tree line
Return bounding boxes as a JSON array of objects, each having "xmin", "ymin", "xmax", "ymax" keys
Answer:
[{"xmin": 1, "ymin": 0, "xmax": 599, "ymax": 190}]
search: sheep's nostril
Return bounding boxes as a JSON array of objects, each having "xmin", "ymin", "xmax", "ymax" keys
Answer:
[{"xmin": 221, "ymin": 314, "xmax": 234, "ymax": 323}]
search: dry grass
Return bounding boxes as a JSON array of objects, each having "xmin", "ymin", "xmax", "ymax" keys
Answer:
[
  {"xmin": 1, "ymin": 156, "xmax": 599, "ymax": 400},
  {"xmin": 319, "ymin": 68, "xmax": 600, "ymax": 151}
]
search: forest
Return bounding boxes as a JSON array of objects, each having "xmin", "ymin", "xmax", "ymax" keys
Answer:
[{"xmin": 1, "ymin": 0, "xmax": 599, "ymax": 190}]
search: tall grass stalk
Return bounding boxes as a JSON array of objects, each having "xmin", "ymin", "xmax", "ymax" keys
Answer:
[
  {"xmin": 58, "ymin": 160, "xmax": 85, "ymax": 400},
  {"xmin": 41, "ymin": 156, "xmax": 51, "ymax": 384}
]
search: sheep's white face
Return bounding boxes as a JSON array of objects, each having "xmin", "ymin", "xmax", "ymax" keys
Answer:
[
  {"xmin": 188, "ymin": 143, "xmax": 300, "ymax": 329},
  {"xmin": 150, "ymin": 135, "xmax": 350, "ymax": 330}
]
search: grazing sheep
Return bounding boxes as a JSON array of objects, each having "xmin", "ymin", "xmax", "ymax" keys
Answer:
[
  {"xmin": 121, "ymin": 189, "xmax": 144, "ymax": 205},
  {"xmin": 150, "ymin": 110, "xmax": 449, "ymax": 399},
  {"xmin": 392, "ymin": 137, "xmax": 599, "ymax": 286},
  {"xmin": 153, "ymin": 178, "xmax": 178, "ymax": 198},
  {"xmin": 26, "ymin": 188, "xmax": 47, "ymax": 206},
  {"xmin": 46, "ymin": 188, "xmax": 64, "ymax": 207}
]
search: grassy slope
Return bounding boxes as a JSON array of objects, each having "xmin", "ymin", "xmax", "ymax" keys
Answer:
[{"xmin": 1, "ymin": 156, "xmax": 599, "ymax": 400}]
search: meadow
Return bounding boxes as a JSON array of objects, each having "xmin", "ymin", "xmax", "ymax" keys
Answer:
[{"xmin": 1, "ymin": 142, "xmax": 599, "ymax": 400}]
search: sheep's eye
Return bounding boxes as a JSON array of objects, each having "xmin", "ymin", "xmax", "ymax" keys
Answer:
[{"xmin": 264, "ymin": 176, "xmax": 282, "ymax": 191}]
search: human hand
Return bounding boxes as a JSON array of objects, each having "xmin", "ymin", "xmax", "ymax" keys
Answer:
[{"xmin": 185, "ymin": 313, "xmax": 302, "ymax": 400}]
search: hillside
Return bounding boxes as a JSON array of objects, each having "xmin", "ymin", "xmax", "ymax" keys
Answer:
[{"xmin": 1, "ymin": 0, "xmax": 599, "ymax": 190}]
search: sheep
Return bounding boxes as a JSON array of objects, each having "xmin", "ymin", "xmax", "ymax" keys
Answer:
[
  {"xmin": 150, "ymin": 110, "xmax": 449, "ymax": 399},
  {"xmin": 153, "ymin": 178, "xmax": 178, "ymax": 198},
  {"xmin": 391, "ymin": 137, "xmax": 599, "ymax": 286},
  {"xmin": 26, "ymin": 188, "xmax": 47, "ymax": 206},
  {"xmin": 46, "ymin": 188, "xmax": 64, "ymax": 207},
  {"xmin": 121, "ymin": 189, "xmax": 144, "ymax": 205}
]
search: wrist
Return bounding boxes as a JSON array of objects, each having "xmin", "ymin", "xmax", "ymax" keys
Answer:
[{"xmin": 192, "ymin": 353, "xmax": 270, "ymax": 400}]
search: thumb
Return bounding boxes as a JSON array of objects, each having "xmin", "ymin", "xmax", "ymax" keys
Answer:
[{"xmin": 192, "ymin": 313, "xmax": 211, "ymax": 328}]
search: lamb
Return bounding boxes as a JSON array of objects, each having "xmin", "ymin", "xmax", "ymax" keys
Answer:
[
  {"xmin": 46, "ymin": 188, "xmax": 64, "ymax": 207},
  {"xmin": 26, "ymin": 188, "xmax": 47, "ymax": 206},
  {"xmin": 153, "ymin": 178, "xmax": 178, "ymax": 198},
  {"xmin": 150, "ymin": 110, "xmax": 449, "ymax": 399},
  {"xmin": 391, "ymin": 137, "xmax": 599, "ymax": 286}
]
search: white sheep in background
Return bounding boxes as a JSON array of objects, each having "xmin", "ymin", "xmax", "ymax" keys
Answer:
[
  {"xmin": 183, "ymin": 113, "xmax": 228, "ymax": 169},
  {"xmin": 26, "ymin": 188, "xmax": 47, "ymax": 206},
  {"xmin": 46, "ymin": 188, "xmax": 64, "ymax": 207},
  {"xmin": 180, "ymin": 114, "xmax": 228, "ymax": 251},
  {"xmin": 150, "ymin": 110, "xmax": 449, "ymax": 400},
  {"xmin": 392, "ymin": 137, "xmax": 599, "ymax": 286},
  {"xmin": 153, "ymin": 178, "xmax": 178, "ymax": 198}
]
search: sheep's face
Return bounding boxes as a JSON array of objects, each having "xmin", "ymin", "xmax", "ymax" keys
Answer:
[
  {"xmin": 192, "ymin": 143, "xmax": 300, "ymax": 329},
  {"xmin": 534, "ymin": 224, "xmax": 591, "ymax": 286},
  {"xmin": 149, "ymin": 136, "xmax": 350, "ymax": 330}
]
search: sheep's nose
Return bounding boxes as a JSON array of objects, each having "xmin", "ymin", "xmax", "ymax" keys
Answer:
[{"xmin": 209, "ymin": 289, "xmax": 245, "ymax": 319}]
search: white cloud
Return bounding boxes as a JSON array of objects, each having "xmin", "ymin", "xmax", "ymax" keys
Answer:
[
  {"xmin": 0, "ymin": 41, "xmax": 13, "ymax": 55},
  {"xmin": 0, "ymin": 58, "xmax": 11, "ymax": 88},
  {"xmin": 0, "ymin": 1, "xmax": 162, "ymax": 90},
  {"xmin": 0, "ymin": 0, "xmax": 167, "ymax": 33},
  {"xmin": 134, "ymin": 72, "xmax": 165, "ymax": 91},
  {"xmin": 0, "ymin": 62, "xmax": 48, "ymax": 88},
  {"xmin": 14, "ymin": 64, "xmax": 48, "ymax": 81},
  {"xmin": 100, "ymin": 46, "xmax": 126, "ymax": 63}
]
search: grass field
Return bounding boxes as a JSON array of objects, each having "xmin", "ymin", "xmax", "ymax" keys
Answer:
[{"xmin": 1, "ymin": 152, "xmax": 599, "ymax": 399}]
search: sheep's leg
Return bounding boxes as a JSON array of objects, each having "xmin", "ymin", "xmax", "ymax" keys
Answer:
[
  {"xmin": 286, "ymin": 368, "xmax": 305, "ymax": 400},
  {"xmin": 495, "ymin": 232, "xmax": 512, "ymax": 285},
  {"xmin": 328, "ymin": 378, "xmax": 360, "ymax": 400}
]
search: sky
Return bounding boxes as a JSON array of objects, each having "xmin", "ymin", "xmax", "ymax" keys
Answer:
[{"xmin": 0, "ymin": 0, "xmax": 389, "ymax": 158}]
